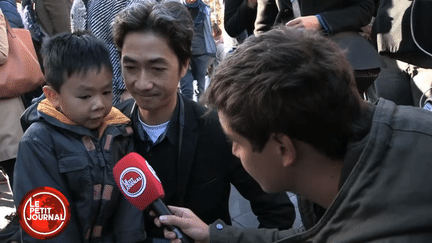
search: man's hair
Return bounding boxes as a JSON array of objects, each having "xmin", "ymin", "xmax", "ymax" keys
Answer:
[
  {"xmin": 42, "ymin": 31, "xmax": 113, "ymax": 93},
  {"xmin": 112, "ymin": 0, "xmax": 193, "ymax": 67},
  {"xmin": 207, "ymin": 27, "xmax": 370, "ymax": 160}
]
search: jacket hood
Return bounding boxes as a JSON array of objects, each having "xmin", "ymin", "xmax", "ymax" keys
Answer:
[{"xmin": 21, "ymin": 96, "xmax": 130, "ymax": 138}]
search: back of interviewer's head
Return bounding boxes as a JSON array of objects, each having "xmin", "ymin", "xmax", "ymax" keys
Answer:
[
  {"xmin": 206, "ymin": 26, "xmax": 366, "ymax": 160},
  {"xmin": 42, "ymin": 31, "xmax": 113, "ymax": 93}
]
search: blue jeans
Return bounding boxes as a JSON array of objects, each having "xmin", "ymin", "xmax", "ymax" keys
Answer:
[{"xmin": 180, "ymin": 54, "xmax": 215, "ymax": 100}]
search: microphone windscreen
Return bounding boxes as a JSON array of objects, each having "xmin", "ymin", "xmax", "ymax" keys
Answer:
[{"xmin": 113, "ymin": 152, "xmax": 165, "ymax": 211}]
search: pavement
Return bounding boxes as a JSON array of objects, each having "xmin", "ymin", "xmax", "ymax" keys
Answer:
[{"xmin": 229, "ymin": 185, "xmax": 302, "ymax": 229}]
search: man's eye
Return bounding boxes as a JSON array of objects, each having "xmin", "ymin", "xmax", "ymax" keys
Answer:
[
  {"xmin": 103, "ymin": 91, "xmax": 112, "ymax": 95},
  {"xmin": 124, "ymin": 66, "xmax": 136, "ymax": 70},
  {"xmin": 152, "ymin": 67, "xmax": 166, "ymax": 71},
  {"xmin": 78, "ymin": 95, "xmax": 91, "ymax": 99}
]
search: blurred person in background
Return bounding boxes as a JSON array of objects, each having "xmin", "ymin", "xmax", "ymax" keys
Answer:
[
  {"xmin": 369, "ymin": 0, "xmax": 432, "ymax": 107},
  {"xmin": 0, "ymin": 0, "xmax": 25, "ymax": 191},
  {"xmin": 20, "ymin": 0, "xmax": 71, "ymax": 107},
  {"xmin": 0, "ymin": 0, "xmax": 23, "ymax": 28},
  {"xmin": 71, "ymin": 0, "xmax": 141, "ymax": 104},
  {"xmin": 206, "ymin": 22, "xmax": 225, "ymax": 90},
  {"xmin": 180, "ymin": 0, "xmax": 216, "ymax": 101},
  {"xmin": 224, "ymin": 0, "xmax": 256, "ymax": 38}
]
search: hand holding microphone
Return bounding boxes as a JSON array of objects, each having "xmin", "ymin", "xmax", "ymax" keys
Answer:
[
  {"xmin": 153, "ymin": 206, "xmax": 211, "ymax": 243},
  {"xmin": 113, "ymin": 152, "xmax": 192, "ymax": 243}
]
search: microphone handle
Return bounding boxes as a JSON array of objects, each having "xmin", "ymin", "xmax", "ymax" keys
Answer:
[{"xmin": 152, "ymin": 198, "xmax": 192, "ymax": 243}]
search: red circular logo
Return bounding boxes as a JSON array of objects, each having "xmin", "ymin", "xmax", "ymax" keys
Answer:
[
  {"xmin": 120, "ymin": 167, "xmax": 146, "ymax": 198},
  {"xmin": 17, "ymin": 187, "xmax": 71, "ymax": 240}
]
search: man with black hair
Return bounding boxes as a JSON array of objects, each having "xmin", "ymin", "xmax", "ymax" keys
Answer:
[{"xmin": 113, "ymin": 1, "xmax": 296, "ymax": 242}]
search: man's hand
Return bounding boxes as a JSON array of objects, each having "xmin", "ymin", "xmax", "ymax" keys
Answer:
[
  {"xmin": 153, "ymin": 206, "xmax": 210, "ymax": 243},
  {"xmin": 285, "ymin": 16, "xmax": 322, "ymax": 31}
]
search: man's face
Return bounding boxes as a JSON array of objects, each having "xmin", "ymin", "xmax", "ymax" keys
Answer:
[
  {"xmin": 121, "ymin": 31, "xmax": 188, "ymax": 117},
  {"xmin": 218, "ymin": 111, "xmax": 290, "ymax": 193},
  {"xmin": 54, "ymin": 67, "xmax": 113, "ymax": 129}
]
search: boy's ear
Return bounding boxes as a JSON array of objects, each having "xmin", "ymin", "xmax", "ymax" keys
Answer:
[
  {"xmin": 43, "ymin": 85, "xmax": 60, "ymax": 109},
  {"xmin": 274, "ymin": 134, "xmax": 296, "ymax": 167}
]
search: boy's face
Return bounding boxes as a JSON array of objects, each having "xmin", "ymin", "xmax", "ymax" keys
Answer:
[
  {"xmin": 48, "ymin": 67, "xmax": 113, "ymax": 129},
  {"xmin": 121, "ymin": 30, "xmax": 188, "ymax": 117},
  {"xmin": 218, "ymin": 111, "xmax": 294, "ymax": 193}
]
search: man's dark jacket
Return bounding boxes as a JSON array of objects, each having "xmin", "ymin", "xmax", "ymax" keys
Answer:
[{"xmin": 117, "ymin": 94, "xmax": 296, "ymax": 229}]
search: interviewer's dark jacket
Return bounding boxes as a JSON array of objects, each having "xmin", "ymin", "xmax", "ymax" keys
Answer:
[{"xmin": 208, "ymin": 99, "xmax": 432, "ymax": 242}]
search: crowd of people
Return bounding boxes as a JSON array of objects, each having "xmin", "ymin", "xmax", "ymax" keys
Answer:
[{"xmin": 1, "ymin": 0, "xmax": 432, "ymax": 242}]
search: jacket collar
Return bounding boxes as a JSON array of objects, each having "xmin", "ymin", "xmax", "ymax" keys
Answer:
[
  {"xmin": 129, "ymin": 93, "xmax": 200, "ymax": 205},
  {"xmin": 129, "ymin": 93, "xmax": 199, "ymax": 134},
  {"xmin": 176, "ymin": 94, "xmax": 199, "ymax": 205},
  {"xmin": 37, "ymin": 98, "xmax": 130, "ymax": 138}
]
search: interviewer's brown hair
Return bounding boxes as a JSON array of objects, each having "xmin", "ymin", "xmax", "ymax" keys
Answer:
[{"xmin": 206, "ymin": 26, "xmax": 371, "ymax": 159}]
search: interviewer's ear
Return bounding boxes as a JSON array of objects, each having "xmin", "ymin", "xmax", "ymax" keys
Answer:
[
  {"xmin": 180, "ymin": 59, "xmax": 190, "ymax": 78},
  {"xmin": 43, "ymin": 85, "xmax": 60, "ymax": 109},
  {"xmin": 274, "ymin": 134, "xmax": 296, "ymax": 167}
]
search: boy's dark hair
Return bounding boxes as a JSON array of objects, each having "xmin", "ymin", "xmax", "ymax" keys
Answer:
[
  {"xmin": 207, "ymin": 26, "xmax": 371, "ymax": 160},
  {"xmin": 42, "ymin": 31, "xmax": 113, "ymax": 93},
  {"xmin": 112, "ymin": 0, "xmax": 193, "ymax": 68}
]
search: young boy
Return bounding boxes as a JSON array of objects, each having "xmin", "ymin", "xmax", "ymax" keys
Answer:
[{"xmin": 13, "ymin": 32, "xmax": 145, "ymax": 242}]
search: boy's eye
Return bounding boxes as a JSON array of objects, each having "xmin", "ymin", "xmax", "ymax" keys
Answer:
[
  {"xmin": 103, "ymin": 90, "xmax": 112, "ymax": 95},
  {"xmin": 78, "ymin": 95, "xmax": 91, "ymax": 99}
]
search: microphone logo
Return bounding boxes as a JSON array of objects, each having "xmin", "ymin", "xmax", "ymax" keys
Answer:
[{"xmin": 119, "ymin": 167, "xmax": 146, "ymax": 198}]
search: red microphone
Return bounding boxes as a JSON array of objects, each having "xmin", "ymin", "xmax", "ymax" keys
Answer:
[{"xmin": 113, "ymin": 152, "xmax": 191, "ymax": 243}]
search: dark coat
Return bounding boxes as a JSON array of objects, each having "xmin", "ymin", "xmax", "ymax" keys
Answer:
[
  {"xmin": 372, "ymin": 0, "xmax": 432, "ymax": 67},
  {"xmin": 255, "ymin": 0, "xmax": 375, "ymax": 35},
  {"xmin": 209, "ymin": 99, "xmax": 432, "ymax": 242},
  {"xmin": 34, "ymin": 0, "xmax": 72, "ymax": 37},
  {"xmin": 224, "ymin": 0, "xmax": 256, "ymax": 37}
]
